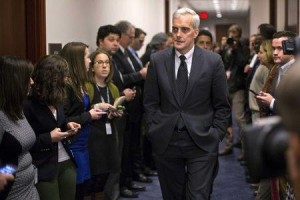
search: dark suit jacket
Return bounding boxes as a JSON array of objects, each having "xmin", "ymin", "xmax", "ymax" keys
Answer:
[
  {"xmin": 113, "ymin": 49, "xmax": 144, "ymax": 122},
  {"xmin": 23, "ymin": 95, "xmax": 76, "ymax": 182},
  {"xmin": 111, "ymin": 58, "xmax": 126, "ymax": 93},
  {"xmin": 113, "ymin": 49, "xmax": 143, "ymax": 88},
  {"xmin": 143, "ymin": 47, "xmax": 231, "ymax": 154}
]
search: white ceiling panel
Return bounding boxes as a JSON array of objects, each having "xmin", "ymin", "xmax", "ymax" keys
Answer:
[{"xmin": 186, "ymin": 0, "xmax": 249, "ymax": 18}]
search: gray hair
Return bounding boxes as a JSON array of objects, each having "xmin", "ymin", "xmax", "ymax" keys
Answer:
[
  {"xmin": 115, "ymin": 20, "xmax": 134, "ymax": 35},
  {"xmin": 173, "ymin": 8, "xmax": 200, "ymax": 29}
]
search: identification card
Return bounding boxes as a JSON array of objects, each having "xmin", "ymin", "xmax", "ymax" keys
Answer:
[{"xmin": 105, "ymin": 123, "xmax": 112, "ymax": 135}]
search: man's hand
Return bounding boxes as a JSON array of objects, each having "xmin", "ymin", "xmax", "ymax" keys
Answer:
[
  {"xmin": 256, "ymin": 92, "xmax": 274, "ymax": 107},
  {"xmin": 139, "ymin": 67, "xmax": 147, "ymax": 80},
  {"xmin": 144, "ymin": 62, "xmax": 150, "ymax": 68},
  {"xmin": 123, "ymin": 88, "xmax": 136, "ymax": 102},
  {"xmin": 226, "ymin": 71, "xmax": 231, "ymax": 80}
]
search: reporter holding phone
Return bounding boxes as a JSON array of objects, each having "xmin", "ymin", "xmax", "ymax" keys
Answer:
[
  {"xmin": 60, "ymin": 42, "xmax": 104, "ymax": 200},
  {"xmin": 86, "ymin": 49, "xmax": 123, "ymax": 199},
  {"xmin": 0, "ymin": 56, "xmax": 39, "ymax": 199},
  {"xmin": 23, "ymin": 55, "xmax": 81, "ymax": 200},
  {"xmin": 248, "ymin": 40, "xmax": 274, "ymax": 121}
]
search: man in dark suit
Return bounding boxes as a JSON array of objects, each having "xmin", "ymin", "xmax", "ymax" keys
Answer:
[
  {"xmin": 256, "ymin": 31, "xmax": 296, "ymax": 115},
  {"xmin": 113, "ymin": 20, "xmax": 150, "ymax": 197},
  {"xmin": 144, "ymin": 8, "xmax": 230, "ymax": 200}
]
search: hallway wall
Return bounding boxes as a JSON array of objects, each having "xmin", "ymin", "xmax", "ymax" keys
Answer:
[
  {"xmin": 249, "ymin": 0, "xmax": 270, "ymax": 34},
  {"xmin": 46, "ymin": 0, "xmax": 300, "ymax": 56},
  {"xmin": 46, "ymin": 0, "xmax": 165, "ymax": 55}
]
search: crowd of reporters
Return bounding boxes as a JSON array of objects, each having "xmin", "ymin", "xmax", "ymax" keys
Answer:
[
  {"xmin": 1, "ymin": 18, "xmax": 300, "ymax": 200},
  {"xmin": 0, "ymin": 21, "xmax": 173, "ymax": 200}
]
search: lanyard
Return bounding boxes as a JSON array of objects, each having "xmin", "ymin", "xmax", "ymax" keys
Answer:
[{"xmin": 96, "ymin": 85, "xmax": 110, "ymax": 104}]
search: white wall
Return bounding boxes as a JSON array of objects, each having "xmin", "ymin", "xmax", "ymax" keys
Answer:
[
  {"xmin": 46, "ymin": 0, "xmax": 165, "ymax": 55},
  {"xmin": 249, "ymin": 0, "xmax": 270, "ymax": 34},
  {"xmin": 276, "ymin": 0, "xmax": 285, "ymax": 31}
]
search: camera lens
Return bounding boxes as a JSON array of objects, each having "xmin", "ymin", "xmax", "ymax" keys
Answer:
[{"xmin": 226, "ymin": 37, "xmax": 234, "ymax": 45}]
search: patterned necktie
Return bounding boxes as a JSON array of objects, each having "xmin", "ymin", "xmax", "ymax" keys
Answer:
[{"xmin": 176, "ymin": 55, "xmax": 188, "ymax": 102}]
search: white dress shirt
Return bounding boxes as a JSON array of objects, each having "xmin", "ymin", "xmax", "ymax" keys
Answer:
[{"xmin": 175, "ymin": 46, "xmax": 195, "ymax": 79}]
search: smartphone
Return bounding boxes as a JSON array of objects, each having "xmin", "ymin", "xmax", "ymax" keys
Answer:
[
  {"xmin": 249, "ymin": 89, "xmax": 258, "ymax": 96},
  {"xmin": 66, "ymin": 128, "xmax": 79, "ymax": 133},
  {"xmin": 0, "ymin": 164, "xmax": 17, "ymax": 175},
  {"xmin": 101, "ymin": 108, "xmax": 109, "ymax": 112}
]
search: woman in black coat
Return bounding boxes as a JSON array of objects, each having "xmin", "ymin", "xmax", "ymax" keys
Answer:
[{"xmin": 24, "ymin": 55, "xmax": 81, "ymax": 200}]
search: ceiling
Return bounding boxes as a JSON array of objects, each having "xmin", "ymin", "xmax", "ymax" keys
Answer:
[{"xmin": 185, "ymin": 0, "xmax": 250, "ymax": 19}]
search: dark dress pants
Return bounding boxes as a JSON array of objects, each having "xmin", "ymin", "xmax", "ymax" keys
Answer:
[
  {"xmin": 120, "ymin": 120, "xmax": 141, "ymax": 186},
  {"xmin": 154, "ymin": 130, "xmax": 218, "ymax": 200}
]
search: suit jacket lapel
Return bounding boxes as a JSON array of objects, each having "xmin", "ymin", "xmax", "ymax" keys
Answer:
[
  {"xmin": 183, "ymin": 47, "xmax": 202, "ymax": 104},
  {"xmin": 164, "ymin": 48, "xmax": 180, "ymax": 106}
]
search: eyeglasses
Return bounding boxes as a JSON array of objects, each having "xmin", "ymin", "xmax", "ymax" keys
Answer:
[{"xmin": 94, "ymin": 60, "xmax": 110, "ymax": 66}]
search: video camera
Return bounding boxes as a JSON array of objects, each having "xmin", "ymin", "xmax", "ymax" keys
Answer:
[
  {"xmin": 282, "ymin": 36, "xmax": 300, "ymax": 55},
  {"xmin": 226, "ymin": 37, "xmax": 235, "ymax": 45},
  {"xmin": 244, "ymin": 116, "xmax": 289, "ymax": 180}
]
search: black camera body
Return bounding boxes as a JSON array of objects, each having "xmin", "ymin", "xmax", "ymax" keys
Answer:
[
  {"xmin": 244, "ymin": 116, "xmax": 289, "ymax": 180},
  {"xmin": 226, "ymin": 37, "xmax": 235, "ymax": 45},
  {"xmin": 282, "ymin": 36, "xmax": 300, "ymax": 55}
]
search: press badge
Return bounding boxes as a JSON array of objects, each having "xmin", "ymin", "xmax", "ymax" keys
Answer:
[{"xmin": 105, "ymin": 123, "xmax": 112, "ymax": 135}]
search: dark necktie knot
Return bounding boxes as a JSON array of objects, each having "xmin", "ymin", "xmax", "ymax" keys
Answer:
[{"xmin": 179, "ymin": 55, "xmax": 186, "ymax": 62}]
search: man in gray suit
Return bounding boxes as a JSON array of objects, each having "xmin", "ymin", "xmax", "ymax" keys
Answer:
[{"xmin": 144, "ymin": 8, "xmax": 230, "ymax": 200}]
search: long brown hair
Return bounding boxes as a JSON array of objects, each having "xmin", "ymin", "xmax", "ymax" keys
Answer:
[
  {"xmin": 32, "ymin": 55, "xmax": 68, "ymax": 106},
  {"xmin": 60, "ymin": 42, "xmax": 89, "ymax": 101},
  {"xmin": 88, "ymin": 49, "xmax": 114, "ymax": 84},
  {"xmin": 0, "ymin": 56, "xmax": 33, "ymax": 121}
]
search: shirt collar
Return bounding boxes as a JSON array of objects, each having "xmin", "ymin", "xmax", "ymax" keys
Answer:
[
  {"xmin": 128, "ymin": 47, "xmax": 135, "ymax": 53},
  {"xmin": 175, "ymin": 45, "xmax": 195, "ymax": 61},
  {"xmin": 119, "ymin": 45, "xmax": 125, "ymax": 53},
  {"xmin": 279, "ymin": 59, "xmax": 295, "ymax": 72}
]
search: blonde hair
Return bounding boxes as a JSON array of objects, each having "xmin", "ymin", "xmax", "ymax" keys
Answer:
[{"xmin": 260, "ymin": 40, "xmax": 274, "ymax": 68}]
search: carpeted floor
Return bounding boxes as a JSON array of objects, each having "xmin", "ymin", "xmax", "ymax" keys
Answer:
[{"xmin": 120, "ymin": 141, "xmax": 255, "ymax": 200}]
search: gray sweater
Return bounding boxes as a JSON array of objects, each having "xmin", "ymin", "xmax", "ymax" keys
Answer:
[{"xmin": 0, "ymin": 111, "xmax": 39, "ymax": 200}]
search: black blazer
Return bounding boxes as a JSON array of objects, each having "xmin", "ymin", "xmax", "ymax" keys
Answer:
[
  {"xmin": 64, "ymin": 84, "xmax": 92, "ymax": 124},
  {"xmin": 23, "ymin": 95, "xmax": 76, "ymax": 182},
  {"xmin": 144, "ymin": 47, "xmax": 231, "ymax": 154}
]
